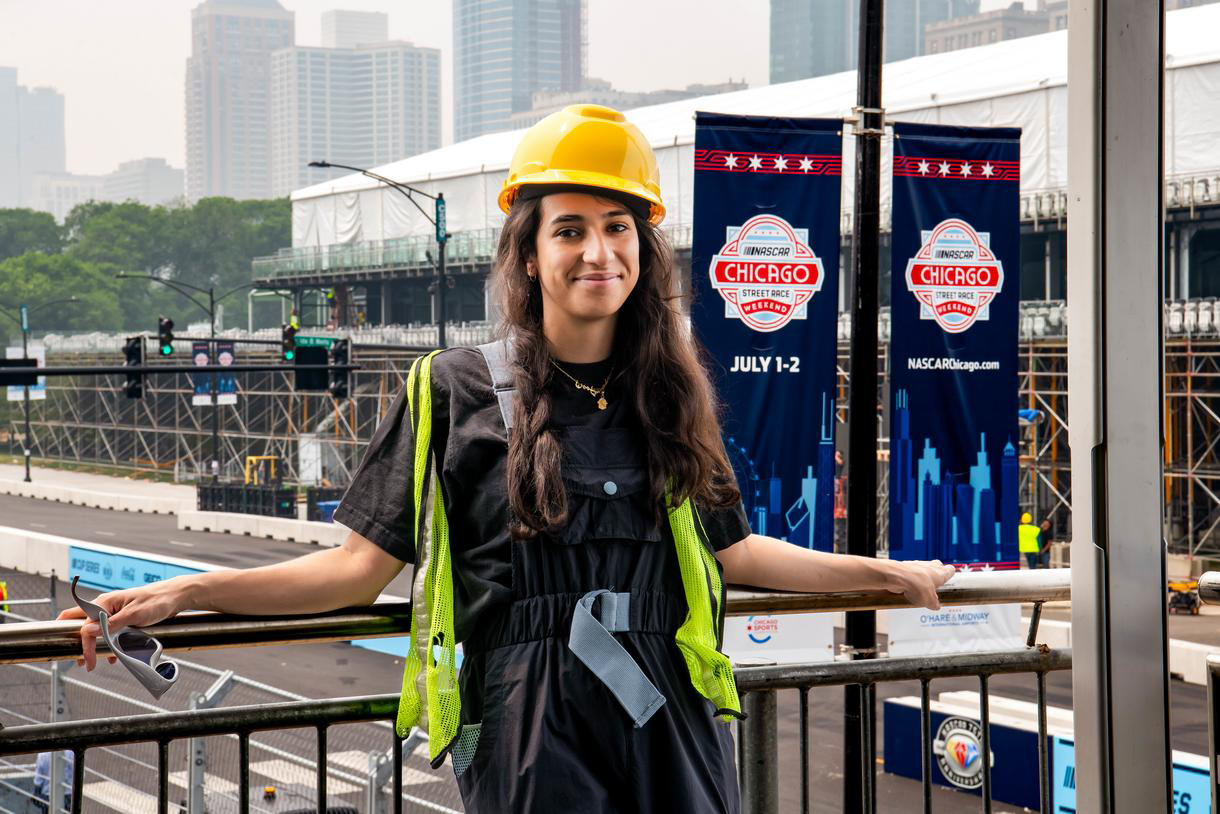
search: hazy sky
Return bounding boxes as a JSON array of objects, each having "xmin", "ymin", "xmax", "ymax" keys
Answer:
[{"xmin": 0, "ymin": 0, "xmax": 1023, "ymax": 177}]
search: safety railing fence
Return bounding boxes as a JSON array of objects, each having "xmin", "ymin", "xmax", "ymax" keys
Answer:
[
  {"xmin": 0, "ymin": 570, "xmax": 1072, "ymax": 814},
  {"xmin": 0, "ymin": 571, "xmax": 461, "ymax": 814}
]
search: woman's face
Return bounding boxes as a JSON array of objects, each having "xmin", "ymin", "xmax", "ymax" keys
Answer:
[{"xmin": 532, "ymin": 191, "xmax": 641, "ymax": 326}]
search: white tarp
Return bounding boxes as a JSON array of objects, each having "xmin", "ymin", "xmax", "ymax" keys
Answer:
[{"xmin": 291, "ymin": 4, "xmax": 1220, "ymax": 248}]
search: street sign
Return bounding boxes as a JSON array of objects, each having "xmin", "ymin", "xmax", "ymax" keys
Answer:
[
  {"xmin": 435, "ymin": 194, "xmax": 447, "ymax": 244},
  {"xmin": 295, "ymin": 336, "xmax": 335, "ymax": 349},
  {"xmin": 19, "ymin": 304, "xmax": 27, "ymax": 332}
]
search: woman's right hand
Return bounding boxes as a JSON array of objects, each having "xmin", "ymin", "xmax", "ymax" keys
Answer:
[{"xmin": 56, "ymin": 579, "xmax": 188, "ymax": 671}]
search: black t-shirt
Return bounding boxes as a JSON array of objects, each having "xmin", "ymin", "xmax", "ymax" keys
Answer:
[{"xmin": 334, "ymin": 346, "xmax": 751, "ymax": 640}]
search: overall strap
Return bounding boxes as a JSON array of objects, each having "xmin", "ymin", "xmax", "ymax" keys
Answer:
[{"xmin": 477, "ymin": 339, "xmax": 516, "ymax": 432}]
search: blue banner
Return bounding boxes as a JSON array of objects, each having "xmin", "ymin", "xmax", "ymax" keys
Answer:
[
  {"xmin": 888, "ymin": 122, "xmax": 1021, "ymax": 568},
  {"xmin": 691, "ymin": 113, "xmax": 842, "ymax": 550}
]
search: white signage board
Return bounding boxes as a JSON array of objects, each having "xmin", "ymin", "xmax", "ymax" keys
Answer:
[
  {"xmin": 884, "ymin": 603, "xmax": 1023, "ymax": 658},
  {"xmin": 722, "ymin": 612, "xmax": 836, "ymax": 665},
  {"xmin": 6, "ymin": 345, "xmax": 46, "ymax": 401}
]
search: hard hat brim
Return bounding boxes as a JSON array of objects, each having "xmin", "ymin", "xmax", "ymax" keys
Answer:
[{"xmin": 499, "ymin": 169, "xmax": 665, "ymax": 225}]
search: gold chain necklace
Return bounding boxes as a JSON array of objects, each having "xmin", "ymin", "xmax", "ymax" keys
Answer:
[{"xmin": 550, "ymin": 360, "xmax": 613, "ymax": 410}]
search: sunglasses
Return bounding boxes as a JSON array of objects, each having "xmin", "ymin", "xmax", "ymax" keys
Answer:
[{"xmin": 71, "ymin": 576, "xmax": 179, "ymax": 700}]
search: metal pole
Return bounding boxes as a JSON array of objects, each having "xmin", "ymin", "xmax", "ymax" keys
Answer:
[
  {"xmin": 437, "ymin": 225, "xmax": 448, "ymax": 349},
  {"xmin": 844, "ymin": 0, "xmax": 884, "ymax": 811},
  {"xmin": 210, "ymin": 288, "xmax": 219, "ymax": 482},
  {"xmin": 739, "ymin": 690, "xmax": 779, "ymax": 814},
  {"xmin": 49, "ymin": 571, "xmax": 67, "ymax": 814},
  {"xmin": 1066, "ymin": 0, "xmax": 1170, "ymax": 811},
  {"xmin": 22, "ymin": 318, "xmax": 31, "ymax": 482}
]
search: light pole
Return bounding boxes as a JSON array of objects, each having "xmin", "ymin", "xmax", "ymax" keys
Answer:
[
  {"xmin": 307, "ymin": 161, "xmax": 450, "ymax": 347},
  {"xmin": 115, "ymin": 274, "xmax": 261, "ymax": 482},
  {"xmin": 0, "ymin": 297, "xmax": 79, "ymax": 482}
]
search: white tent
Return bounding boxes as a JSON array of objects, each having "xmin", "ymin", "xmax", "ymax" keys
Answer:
[{"xmin": 290, "ymin": 3, "xmax": 1220, "ymax": 249}]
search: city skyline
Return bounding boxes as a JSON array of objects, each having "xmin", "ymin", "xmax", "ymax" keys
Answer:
[{"xmin": 0, "ymin": 0, "xmax": 1040, "ymax": 183}]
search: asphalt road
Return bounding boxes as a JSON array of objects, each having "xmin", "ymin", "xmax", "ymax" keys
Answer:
[{"xmin": 1, "ymin": 492, "xmax": 1213, "ymax": 812}]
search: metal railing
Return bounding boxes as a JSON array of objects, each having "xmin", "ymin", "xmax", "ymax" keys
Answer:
[{"xmin": 0, "ymin": 569, "xmax": 1072, "ymax": 814}]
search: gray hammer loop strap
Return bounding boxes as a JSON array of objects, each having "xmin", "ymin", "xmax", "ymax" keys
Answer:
[
  {"xmin": 568, "ymin": 589, "xmax": 667, "ymax": 728},
  {"xmin": 477, "ymin": 339, "xmax": 516, "ymax": 432}
]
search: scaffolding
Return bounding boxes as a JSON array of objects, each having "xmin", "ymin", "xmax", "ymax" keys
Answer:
[{"xmin": 10, "ymin": 301, "xmax": 1220, "ymax": 558}]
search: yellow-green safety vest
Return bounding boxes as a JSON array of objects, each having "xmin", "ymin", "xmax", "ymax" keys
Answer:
[
  {"xmin": 1018, "ymin": 523, "xmax": 1041, "ymax": 554},
  {"xmin": 396, "ymin": 350, "xmax": 742, "ymax": 766}
]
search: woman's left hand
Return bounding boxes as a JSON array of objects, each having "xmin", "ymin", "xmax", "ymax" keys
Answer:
[{"xmin": 881, "ymin": 559, "xmax": 957, "ymax": 610}]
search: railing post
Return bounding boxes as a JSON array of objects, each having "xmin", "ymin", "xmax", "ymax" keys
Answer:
[
  {"xmin": 188, "ymin": 670, "xmax": 235, "ymax": 814},
  {"xmin": 365, "ymin": 748, "xmax": 392, "ymax": 814},
  {"xmin": 739, "ymin": 690, "xmax": 779, "ymax": 814},
  {"xmin": 1209, "ymin": 655, "xmax": 1220, "ymax": 814},
  {"xmin": 48, "ymin": 571, "xmax": 68, "ymax": 814}
]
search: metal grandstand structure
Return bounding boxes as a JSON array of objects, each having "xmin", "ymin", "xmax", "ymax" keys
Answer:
[{"xmin": 7, "ymin": 178, "xmax": 1220, "ymax": 557}]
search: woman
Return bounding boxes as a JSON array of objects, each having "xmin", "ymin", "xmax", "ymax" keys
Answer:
[{"xmin": 62, "ymin": 105, "xmax": 954, "ymax": 813}]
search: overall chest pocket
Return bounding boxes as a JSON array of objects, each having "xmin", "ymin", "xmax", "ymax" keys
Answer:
[{"xmin": 553, "ymin": 428, "xmax": 663, "ymax": 546}]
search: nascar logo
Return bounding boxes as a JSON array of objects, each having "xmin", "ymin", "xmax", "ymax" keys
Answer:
[
  {"xmin": 709, "ymin": 214, "xmax": 824, "ymax": 333},
  {"xmin": 932, "ymin": 716, "xmax": 992, "ymax": 789},
  {"xmin": 904, "ymin": 218, "xmax": 1004, "ymax": 334}
]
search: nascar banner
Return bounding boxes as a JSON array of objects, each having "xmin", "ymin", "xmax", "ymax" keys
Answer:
[
  {"xmin": 691, "ymin": 112, "xmax": 842, "ymax": 551},
  {"xmin": 887, "ymin": 121, "xmax": 1021, "ymax": 569}
]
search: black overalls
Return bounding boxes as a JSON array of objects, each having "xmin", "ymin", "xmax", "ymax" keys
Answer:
[{"xmin": 335, "ymin": 347, "xmax": 746, "ymax": 813}]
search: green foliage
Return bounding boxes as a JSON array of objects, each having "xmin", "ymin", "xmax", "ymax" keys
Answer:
[
  {"xmin": 0, "ymin": 253, "xmax": 122, "ymax": 342},
  {"xmin": 0, "ymin": 209, "xmax": 62, "ymax": 261},
  {"xmin": 0, "ymin": 197, "xmax": 290, "ymax": 338}
]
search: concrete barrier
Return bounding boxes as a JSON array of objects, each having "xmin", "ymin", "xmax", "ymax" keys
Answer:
[
  {"xmin": 178, "ymin": 511, "xmax": 348, "ymax": 547},
  {"xmin": 0, "ymin": 478, "xmax": 194, "ymax": 515}
]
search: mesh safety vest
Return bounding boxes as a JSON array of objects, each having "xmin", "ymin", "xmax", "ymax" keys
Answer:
[
  {"xmin": 395, "ymin": 347, "xmax": 743, "ymax": 766},
  {"xmin": 1018, "ymin": 523, "xmax": 1042, "ymax": 554}
]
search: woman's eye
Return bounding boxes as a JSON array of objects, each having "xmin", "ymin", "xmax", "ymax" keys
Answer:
[
  {"xmin": 608, "ymin": 222, "xmax": 629, "ymax": 233},
  {"xmin": 556, "ymin": 228, "xmax": 580, "ymax": 239}
]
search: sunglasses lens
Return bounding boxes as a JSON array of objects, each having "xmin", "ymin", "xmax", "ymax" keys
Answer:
[
  {"xmin": 114, "ymin": 630, "xmax": 158, "ymax": 663},
  {"xmin": 156, "ymin": 662, "xmax": 178, "ymax": 680}
]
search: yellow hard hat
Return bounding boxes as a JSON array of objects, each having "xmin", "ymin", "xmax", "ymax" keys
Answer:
[
  {"xmin": 499, "ymin": 104, "xmax": 666, "ymax": 225},
  {"xmin": 1021, "ymin": 512, "xmax": 1033, "ymax": 524}
]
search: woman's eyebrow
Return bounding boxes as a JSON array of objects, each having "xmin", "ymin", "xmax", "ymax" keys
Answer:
[{"xmin": 549, "ymin": 209, "xmax": 631, "ymax": 225}]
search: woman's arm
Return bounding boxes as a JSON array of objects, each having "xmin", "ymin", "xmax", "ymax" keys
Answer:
[
  {"xmin": 715, "ymin": 533, "xmax": 956, "ymax": 609},
  {"xmin": 60, "ymin": 531, "xmax": 407, "ymax": 670}
]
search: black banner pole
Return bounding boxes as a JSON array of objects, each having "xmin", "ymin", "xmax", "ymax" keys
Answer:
[{"xmin": 845, "ymin": 0, "xmax": 884, "ymax": 811}]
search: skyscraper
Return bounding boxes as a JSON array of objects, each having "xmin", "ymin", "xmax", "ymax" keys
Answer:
[
  {"xmin": 769, "ymin": 0, "xmax": 980, "ymax": 83},
  {"xmin": 185, "ymin": 0, "xmax": 295, "ymax": 201},
  {"xmin": 453, "ymin": 0, "xmax": 587, "ymax": 143},
  {"xmin": 0, "ymin": 67, "xmax": 66, "ymax": 208},
  {"xmin": 269, "ymin": 42, "xmax": 441, "ymax": 196},
  {"xmin": 769, "ymin": 0, "xmax": 858, "ymax": 83},
  {"xmin": 886, "ymin": 0, "xmax": 979, "ymax": 63},
  {"xmin": 321, "ymin": 10, "xmax": 389, "ymax": 48}
]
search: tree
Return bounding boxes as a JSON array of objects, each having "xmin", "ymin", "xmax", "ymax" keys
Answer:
[
  {"xmin": 0, "ymin": 209, "xmax": 62, "ymax": 261},
  {"xmin": 0, "ymin": 253, "xmax": 122, "ymax": 341}
]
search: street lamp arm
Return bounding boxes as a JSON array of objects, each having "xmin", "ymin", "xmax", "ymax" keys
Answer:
[
  {"xmin": 308, "ymin": 160, "xmax": 437, "ymax": 225},
  {"xmin": 26, "ymin": 297, "xmax": 79, "ymax": 317},
  {"xmin": 115, "ymin": 273, "xmax": 211, "ymax": 317}
]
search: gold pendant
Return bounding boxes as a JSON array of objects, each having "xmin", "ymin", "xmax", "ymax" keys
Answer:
[{"xmin": 597, "ymin": 397, "xmax": 608, "ymax": 410}]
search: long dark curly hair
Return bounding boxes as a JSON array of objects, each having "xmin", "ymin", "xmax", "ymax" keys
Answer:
[{"xmin": 493, "ymin": 193, "xmax": 741, "ymax": 539}]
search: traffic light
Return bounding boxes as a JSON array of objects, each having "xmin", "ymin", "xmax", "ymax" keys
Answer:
[
  {"xmin": 281, "ymin": 323, "xmax": 298, "ymax": 361},
  {"xmin": 123, "ymin": 336, "xmax": 145, "ymax": 399},
  {"xmin": 157, "ymin": 317, "xmax": 175, "ymax": 356},
  {"xmin": 329, "ymin": 339, "xmax": 349, "ymax": 400}
]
